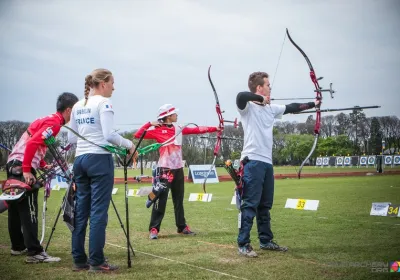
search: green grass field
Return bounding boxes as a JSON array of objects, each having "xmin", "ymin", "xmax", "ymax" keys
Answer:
[
  {"xmin": 113, "ymin": 165, "xmax": 400, "ymax": 178},
  {"xmin": 1, "ymin": 173, "xmax": 399, "ymax": 279},
  {"xmin": 1, "ymin": 166, "xmax": 398, "ymax": 181}
]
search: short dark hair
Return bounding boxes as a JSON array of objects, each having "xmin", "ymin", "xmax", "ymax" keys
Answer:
[
  {"xmin": 56, "ymin": 92, "xmax": 79, "ymax": 112},
  {"xmin": 248, "ymin": 72, "xmax": 269, "ymax": 93}
]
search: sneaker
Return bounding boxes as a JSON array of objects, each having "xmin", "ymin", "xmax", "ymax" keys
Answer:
[
  {"xmin": 260, "ymin": 240, "xmax": 288, "ymax": 252},
  {"xmin": 25, "ymin": 251, "xmax": 61, "ymax": 263},
  {"xmin": 72, "ymin": 262, "xmax": 90, "ymax": 271},
  {"xmin": 149, "ymin": 228, "xmax": 158, "ymax": 240},
  {"xmin": 238, "ymin": 243, "xmax": 258, "ymax": 257},
  {"xmin": 178, "ymin": 225, "xmax": 196, "ymax": 235},
  {"xmin": 89, "ymin": 262, "xmax": 119, "ymax": 273},
  {"xmin": 11, "ymin": 248, "xmax": 27, "ymax": 256}
]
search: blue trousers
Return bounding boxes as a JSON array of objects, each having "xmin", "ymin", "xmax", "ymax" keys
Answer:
[
  {"xmin": 237, "ymin": 160, "xmax": 274, "ymax": 246},
  {"xmin": 71, "ymin": 154, "xmax": 114, "ymax": 266}
]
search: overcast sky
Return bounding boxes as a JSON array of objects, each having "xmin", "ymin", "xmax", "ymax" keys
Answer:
[{"xmin": 0, "ymin": 0, "xmax": 399, "ymax": 131}]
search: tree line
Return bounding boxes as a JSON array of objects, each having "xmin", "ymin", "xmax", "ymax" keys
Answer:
[{"xmin": 1, "ymin": 109, "xmax": 399, "ymax": 167}]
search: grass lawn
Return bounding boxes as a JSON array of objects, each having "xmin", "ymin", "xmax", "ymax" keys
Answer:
[
  {"xmin": 2, "ymin": 166, "xmax": 397, "ymax": 181},
  {"xmin": 113, "ymin": 165, "xmax": 400, "ymax": 178},
  {"xmin": 0, "ymin": 174, "xmax": 399, "ymax": 279},
  {"xmin": 2, "ymin": 165, "xmax": 400, "ymax": 185}
]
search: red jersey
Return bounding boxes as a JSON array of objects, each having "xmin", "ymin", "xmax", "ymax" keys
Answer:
[
  {"xmin": 134, "ymin": 122, "xmax": 217, "ymax": 169},
  {"xmin": 8, "ymin": 112, "xmax": 65, "ymax": 172}
]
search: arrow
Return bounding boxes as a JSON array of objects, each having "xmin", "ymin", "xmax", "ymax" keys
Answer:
[
  {"xmin": 293, "ymin": 105, "xmax": 381, "ymax": 114},
  {"xmin": 200, "ymin": 136, "xmax": 243, "ymax": 141},
  {"xmin": 271, "ymin": 97, "xmax": 315, "ymax": 101},
  {"xmin": 0, "ymin": 144, "xmax": 12, "ymax": 152}
]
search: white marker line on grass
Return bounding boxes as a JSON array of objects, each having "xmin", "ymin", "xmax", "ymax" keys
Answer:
[{"xmin": 106, "ymin": 241, "xmax": 249, "ymax": 280}]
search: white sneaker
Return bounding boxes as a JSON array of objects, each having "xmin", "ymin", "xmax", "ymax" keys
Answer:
[
  {"xmin": 11, "ymin": 248, "xmax": 28, "ymax": 256},
  {"xmin": 25, "ymin": 251, "xmax": 61, "ymax": 263},
  {"xmin": 238, "ymin": 243, "xmax": 258, "ymax": 258}
]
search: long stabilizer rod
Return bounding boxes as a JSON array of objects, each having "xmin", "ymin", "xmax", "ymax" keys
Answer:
[{"xmin": 293, "ymin": 105, "xmax": 381, "ymax": 114}]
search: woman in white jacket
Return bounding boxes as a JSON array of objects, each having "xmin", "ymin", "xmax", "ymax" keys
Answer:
[{"xmin": 68, "ymin": 68, "xmax": 135, "ymax": 272}]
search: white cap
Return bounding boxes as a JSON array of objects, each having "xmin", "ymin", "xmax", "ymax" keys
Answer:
[{"xmin": 157, "ymin": 104, "xmax": 179, "ymax": 120}]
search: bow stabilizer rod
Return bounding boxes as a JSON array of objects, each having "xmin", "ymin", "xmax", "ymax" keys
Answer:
[{"xmin": 293, "ymin": 105, "xmax": 381, "ymax": 114}]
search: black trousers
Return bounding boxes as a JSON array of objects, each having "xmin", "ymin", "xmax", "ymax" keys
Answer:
[
  {"xmin": 376, "ymin": 156, "xmax": 383, "ymax": 173},
  {"xmin": 149, "ymin": 167, "xmax": 187, "ymax": 232},
  {"xmin": 6, "ymin": 161, "xmax": 43, "ymax": 256}
]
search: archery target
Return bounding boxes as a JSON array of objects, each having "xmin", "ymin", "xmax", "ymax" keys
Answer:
[
  {"xmin": 368, "ymin": 156, "xmax": 376, "ymax": 165},
  {"xmin": 394, "ymin": 155, "xmax": 400, "ymax": 165},
  {"xmin": 316, "ymin": 157, "xmax": 322, "ymax": 166},
  {"xmin": 336, "ymin": 157, "xmax": 344, "ymax": 166},
  {"xmin": 384, "ymin": 156, "xmax": 392, "ymax": 165},
  {"xmin": 323, "ymin": 157, "xmax": 329, "ymax": 166},
  {"xmin": 344, "ymin": 157, "xmax": 351, "ymax": 166},
  {"xmin": 359, "ymin": 156, "xmax": 367, "ymax": 165}
]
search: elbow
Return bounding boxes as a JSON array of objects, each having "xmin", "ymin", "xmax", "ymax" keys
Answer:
[
  {"xmin": 236, "ymin": 93, "xmax": 243, "ymax": 107},
  {"xmin": 105, "ymin": 134, "xmax": 114, "ymax": 143},
  {"xmin": 103, "ymin": 129, "xmax": 114, "ymax": 143}
]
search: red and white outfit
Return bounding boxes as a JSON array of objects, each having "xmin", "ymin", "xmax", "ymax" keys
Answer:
[
  {"xmin": 8, "ymin": 112, "xmax": 65, "ymax": 172},
  {"xmin": 6, "ymin": 112, "xmax": 65, "ymax": 256},
  {"xmin": 134, "ymin": 104, "xmax": 217, "ymax": 234}
]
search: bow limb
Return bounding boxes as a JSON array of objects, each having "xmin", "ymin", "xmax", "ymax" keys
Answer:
[
  {"xmin": 39, "ymin": 175, "xmax": 52, "ymax": 244},
  {"xmin": 202, "ymin": 134, "xmax": 221, "ymax": 194},
  {"xmin": 202, "ymin": 66, "xmax": 224, "ymax": 193},
  {"xmin": 286, "ymin": 28, "xmax": 323, "ymax": 135},
  {"xmin": 286, "ymin": 28, "xmax": 332, "ymax": 178},
  {"xmin": 297, "ymin": 134, "xmax": 319, "ymax": 179},
  {"xmin": 40, "ymin": 197, "xmax": 46, "ymax": 244}
]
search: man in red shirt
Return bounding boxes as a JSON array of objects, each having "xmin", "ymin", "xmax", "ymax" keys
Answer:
[{"xmin": 6, "ymin": 92, "xmax": 78, "ymax": 263}]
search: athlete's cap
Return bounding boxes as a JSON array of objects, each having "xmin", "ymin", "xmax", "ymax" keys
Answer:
[{"xmin": 157, "ymin": 104, "xmax": 179, "ymax": 120}]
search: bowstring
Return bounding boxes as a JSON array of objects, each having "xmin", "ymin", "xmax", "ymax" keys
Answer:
[
  {"xmin": 270, "ymin": 30, "xmax": 303, "ymax": 177},
  {"xmin": 271, "ymin": 30, "xmax": 287, "ymax": 91}
]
